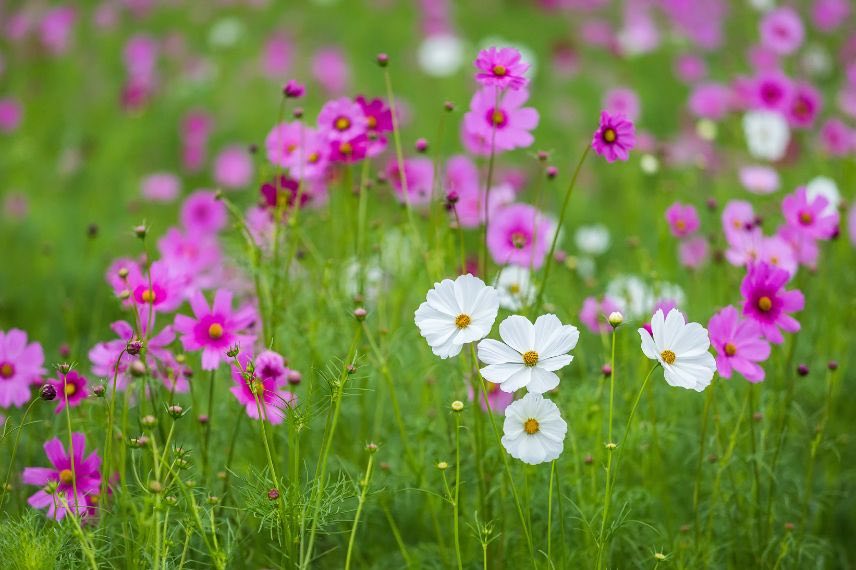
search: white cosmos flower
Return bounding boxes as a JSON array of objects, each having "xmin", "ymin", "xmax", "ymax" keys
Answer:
[
  {"xmin": 574, "ymin": 224, "xmax": 611, "ymax": 256},
  {"xmin": 501, "ymin": 392, "xmax": 567, "ymax": 465},
  {"xmin": 638, "ymin": 308, "xmax": 716, "ymax": 392},
  {"xmin": 417, "ymin": 34, "xmax": 465, "ymax": 78},
  {"xmin": 478, "ymin": 314, "xmax": 579, "ymax": 394},
  {"xmin": 806, "ymin": 176, "xmax": 840, "ymax": 216},
  {"xmin": 743, "ymin": 111, "xmax": 790, "ymax": 162},
  {"xmin": 495, "ymin": 266, "xmax": 534, "ymax": 311},
  {"xmin": 606, "ymin": 275, "xmax": 653, "ymax": 319},
  {"xmin": 414, "ymin": 274, "xmax": 499, "ymax": 359}
]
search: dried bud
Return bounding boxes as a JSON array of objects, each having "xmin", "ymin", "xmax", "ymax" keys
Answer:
[
  {"xmin": 129, "ymin": 360, "xmax": 146, "ymax": 377},
  {"xmin": 828, "ymin": 360, "xmax": 838, "ymax": 371},
  {"xmin": 444, "ymin": 101, "xmax": 455, "ymax": 112},
  {"xmin": 347, "ymin": 364, "xmax": 357, "ymax": 375},
  {"xmin": 148, "ymin": 480, "xmax": 163, "ymax": 494},
  {"xmin": 248, "ymin": 143, "xmax": 258, "ymax": 155},
  {"xmin": 207, "ymin": 496, "xmax": 219, "ymax": 505},
  {"xmin": 376, "ymin": 53, "xmax": 389, "ymax": 67},
  {"xmin": 87, "ymin": 223, "xmax": 99, "ymax": 239},
  {"xmin": 450, "ymin": 400, "xmax": 464, "ymax": 412},
  {"xmin": 40, "ymin": 384, "xmax": 57, "ymax": 401},
  {"xmin": 584, "ymin": 454, "xmax": 593, "ymax": 465},
  {"xmin": 445, "ymin": 190, "xmax": 459, "ymax": 206}
]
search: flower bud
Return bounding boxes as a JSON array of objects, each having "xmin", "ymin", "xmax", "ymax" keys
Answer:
[
  {"xmin": 797, "ymin": 364, "xmax": 809, "ymax": 377},
  {"xmin": 376, "ymin": 53, "xmax": 389, "ymax": 67},
  {"xmin": 165, "ymin": 495, "xmax": 178, "ymax": 506},
  {"xmin": 198, "ymin": 415, "xmax": 209, "ymax": 425},
  {"xmin": 601, "ymin": 364, "xmax": 612, "ymax": 378},
  {"xmin": 436, "ymin": 461, "xmax": 448, "ymax": 471},
  {"xmin": 287, "ymin": 370, "xmax": 302, "ymax": 385},
  {"xmin": 353, "ymin": 307, "xmax": 367, "ymax": 321},
  {"xmin": 129, "ymin": 360, "xmax": 146, "ymax": 377},
  {"xmin": 415, "ymin": 138, "xmax": 428, "ymax": 153},
  {"xmin": 141, "ymin": 415, "xmax": 157, "ymax": 428},
  {"xmin": 607, "ymin": 312, "xmax": 623, "ymax": 327},
  {"xmin": 347, "ymin": 364, "xmax": 357, "ymax": 375},
  {"xmin": 40, "ymin": 384, "xmax": 57, "ymax": 401},
  {"xmin": 57, "ymin": 362, "xmax": 71, "ymax": 375},
  {"xmin": 168, "ymin": 405, "xmax": 184, "ymax": 418},
  {"xmin": 828, "ymin": 360, "xmax": 838, "ymax": 371},
  {"xmin": 226, "ymin": 345, "xmax": 241, "ymax": 358},
  {"xmin": 133, "ymin": 225, "xmax": 147, "ymax": 239},
  {"xmin": 546, "ymin": 166, "xmax": 558, "ymax": 179},
  {"xmin": 267, "ymin": 488, "xmax": 280, "ymax": 501},
  {"xmin": 93, "ymin": 384, "xmax": 106, "ymax": 397},
  {"xmin": 148, "ymin": 480, "xmax": 163, "ymax": 494},
  {"xmin": 366, "ymin": 442, "xmax": 378, "ymax": 453},
  {"xmin": 126, "ymin": 339, "xmax": 143, "ymax": 356},
  {"xmin": 283, "ymin": 79, "xmax": 305, "ymax": 99},
  {"xmin": 450, "ymin": 400, "xmax": 464, "ymax": 412}
]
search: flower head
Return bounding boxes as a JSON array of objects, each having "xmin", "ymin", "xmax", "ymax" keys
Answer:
[
  {"xmin": 48, "ymin": 370, "xmax": 88, "ymax": 414},
  {"xmin": 638, "ymin": 308, "xmax": 717, "ymax": 392},
  {"xmin": 760, "ymin": 7, "xmax": 804, "ymax": 55},
  {"xmin": 740, "ymin": 262, "xmax": 804, "ymax": 344},
  {"xmin": 386, "ymin": 157, "xmax": 435, "ymax": 206},
  {"xmin": 781, "ymin": 186, "xmax": 839, "ymax": 241},
  {"xmin": 501, "ymin": 393, "xmax": 567, "ymax": 465},
  {"xmin": 665, "ymin": 202, "xmax": 700, "ymax": 238},
  {"xmin": 317, "ymin": 97, "xmax": 367, "ymax": 142},
  {"xmin": 592, "ymin": 111, "xmax": 636, "ymax": 162},
  {"xmin": 463, "ymin": 87, "xmax": 539, "ymax": 153},
  {"xmin": 708, "ymin": 306, "xmax": 771, "ymax": 383},
  {"xmin": 229, "ymin": 352, "xmax": 295, "ymax": 424},
  {"xmin": 414, "ymin": 274, "xmax": 499, "ymax": 359},
  {"xmin": 174, "ymin": 289, "xmax": 257, "ymax": 370},
  {"xmin": 743, "ymin": 110, "xmax": 790, "ymax": 162},
  {"xmin": 180, "ymin": 190, "xmax": 227, "ymax": 235},
  {"xmin": 487, "ymin": 203, "xmax": 555, "ymax": 269},
  {"xmin": 478, "ymin": 314, "xmax": 579, "ymax": 394},
  {"xmin": 474, "ymin": 47, "xmax": 529, "ymax": 90},
  {"xmin": 0, "ymin": 329, "xmax": 46, "ymax": 408},
  {"xmin": 495, "ymin": 266, "xmax": 535, "ymax": 311}
]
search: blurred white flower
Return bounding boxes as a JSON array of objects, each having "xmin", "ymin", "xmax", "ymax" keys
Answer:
[
  {"xmin": 501, "ymin": 393, "xmax": 567, "ymax": 465},
  {"xmin": 574, "ymin": 224, "xmax": 611, "ymax": 256},
  {"xmin": 495, "ymin": 266, "xmax": 534, "ymax": 311},
  {"xmin": 606, "ymin": 275, "xmax": 653, "ymax": 319},
  {"xmin": 638, "ymin": 308, "xmax": 716, "ymax": 392},
  {"xmin": 208, "ymin": 18, "xmax": 244, "ymax": 48},
  {"xmin": 417, "ymin": 34, "xmax": 465, "ymax": 78},
  {"xmin": 806, "ymin": 176, "xmax": 840, "ymax": 216},
  {"xmin": 743, "ymin": 111, "xmax": 790, "ymax": 162},
  {"xmin": 640, "ymin": 154, "xmax": 660, "ymax": 174},
  {"xmin": 345, "ymin": 259, "xmax": 385, "ymax": 304}
]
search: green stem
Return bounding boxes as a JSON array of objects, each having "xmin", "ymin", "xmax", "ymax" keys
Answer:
[
  {"xmin": 453, "ymin": 412, "xmax": 463, "ymax": 570},
  {"xmin": 345, "ymin": 450, "xmax": 376, "ymax": 570}
]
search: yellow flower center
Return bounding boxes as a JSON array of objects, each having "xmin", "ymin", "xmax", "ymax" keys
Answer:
[
  {"xmin": 757, "ymin": 296, "xmax": 773, "ymax": 312},
  {"xmin": 455, "ymin": 314, "xmax": 471, "ymax": 329},
  {"xmin": 339, "ymin": 141, "xmax": 353, "ymax": 155},
  {"xmin": 367, "ymin": 116, "xmax": 377, "ymax": 129},
  {"xmin": 660, "ymin": 350, "xmax": 676, "ymax": 365},
  {"xmin": 0, "ymin": 363, "xmax": 13, "ymax": 379},
  {"xmin": 799, "ymin": 211, "xmax": 813, "ymax": 225},
  {"xmin": 523, "ymin": 350, "xmax": 539, "ymax": 367},
  {"xmin": 308, "ymin": 151, "xmax": 319, "ymax": 163},
  {"xmin": 523, "ymin": 418, "xmax": 540, "ymax": 435},
  {"xmin": 65, "ymin": 382, "xmax": 77, "ymax": 396},
  {"xmin": 603, "ymin": 128, "xmax": 617, "ymax": 143},
  {"xmin": 59, "ymin": 469, "xmax": 74, "ymax": 485},
  {"xmin": 511, "ymin": 231, "xmax": 527, "ymax": 249},
  {"xmin": 675, "ymin": 220, "xmax": 686, "ymax": 231},
  {"xmin": 492, "ymin": 64, "xmax": 507, "ymax": 76},
  {"xmin": 508, "ymin": 283, "xmax": 521, "ymax": 294},
  {"xmin": 141, "ymin": 288, "xmax": 157, "ymax": 303},
  {"xmin": 208, "ymin": 323, "xmax": 224, "ymax": 340},
  {"xmin": 724, "ymin": 342, "xmax": 737, "ymax": 356},
  {"xmin": 334, "ymin": 117, "xmax": 351, "ymax": 131},
  {"xmin": 492, "ymin": 110, "xmax": 505, "ymax": 125}
]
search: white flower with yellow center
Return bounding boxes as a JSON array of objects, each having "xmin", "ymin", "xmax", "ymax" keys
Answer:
[
  {"xmin": 414, "ymin": 274, "xmax": 499, "ymax": 359},
  {"xmin": 495, "ymin": 266, "xmax": 534, "ymax": 311},
  {"xmin": 477, "ymin": 314, "xmax": 579, "ymax": 394},
  {"xmin": 638, "ymin": 308, "xmax": 717, "ymax": 392},
  {"xmin": 743, "ymin": 110, "xmax": 790, "ymax": 162},
  {"xmin": 501, "ymin": 392, "xmax": 567, "ymax": 465}
]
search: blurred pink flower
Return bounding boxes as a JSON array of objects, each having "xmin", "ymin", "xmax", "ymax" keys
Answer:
[
  {"xmin": 0, "ymin": 98, "xmax": 22, "ymax": 133},
  {"xmin": 311, "ymin": 47, "xmax": 350, "ymax": 95},
  {"xmin": 180, "ymin": 191, "xmax": 227, "ymax": 235},
  {"xmin": 759, "ymin": 7, "xmax": 804, "ymax": 56},
  {"xmin": 214, "ymin": 146, "xmax": 253, "ymax": 190},
  {"xmin": 141, "ymin": 172, "xmax": 180, "ymax": 203},
  {"xmin": 487, "ymin": 203, "xmax": 555, "ymax": 269}
]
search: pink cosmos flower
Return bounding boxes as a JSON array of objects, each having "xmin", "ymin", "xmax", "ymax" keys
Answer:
[
  {"xmin": 311, "ymin": 47, "xmax": 350, "ymax": 95},
  {"xmin": 849, "ymin": 203, "xmax": 856, "ymax": 246},
  {"xmin": 141, "ymin": 172, "xmax": 180, "ymax": 203},
  {"xmin": 127, "ymin": 260, "xmax": 184, "ymax": 313},
  {"xmin": 318, "ymin": 98, "xmax": 366, "ymax": 142},
  {"xmin": 180, "ymin": 191, "xmax": 227, "ymax": 235},
  {"xmin": 123, "ymin": 34, "xmax": 158, "ymax": 86},
  {"xmin": 579, "ymin": 295, "xmax": 622, "ymax": 334},
  {"xmin": 787, "ymin": 83, "xmax": 822, "ymax": 129},
  {"xmin": 355, "ymin": 96, "xmax": 393, "ymax": 157},
  {"xmin": 708, "ymin": 306, "xmax": 771, "ymax": 383},
  {"xmin": 760, "ymin": 7, "xmax": 804, "ymax": 56},
  {"xmin": 23, "ymin": 433, "xmax": 101, "ymax": 520},
  {"xmin": 474, "ymin": 47, "xmax": 529, "ymax": 90},
  {"xmin": 751, "ymin": 71, "xmax": 794, "ymax": 113},
  {"xmin": 174, "ymin": 289, "xmax": 257, "ymax": 370},
  {"xmin": 679, "ymin": 236, "xmax": 709, "ymax": 269},
  {"xmin": 48, "ymin": 370, "xmax": 88, "ymax": 413},
  {"xmin": 39, "ymin": 6, "xmax": 76, "ymax": 56},
  {"xmin": 688, "ymin": 83, "xmax": 732, "ymax": 120},
  {"xmin": 603, "ymin": 88, "xmax": 640, "ymax": 122},
  {"xmin": 0, "ymin": 98, "xmax": 22, "ymax": 133},
  {"xmin": 452, "ymin": 184, "xmax": 516, "ymax": 229},
  {"xmin": 386, "ymin": 157, "xmax": 435, "ymax": 206},
  {"xmin": 722, "ymin": 200, "xmax": 757, "ymax": 244},
  {"xmin": 260, "ymin": 33, "xmax": 292, "ymax": 79},
  {"xmin": 463, "ymin": 87, "xmax": 539, "ymax": 153},
  {"xmin": 329, "ymin": 135, "xmax": 369, "ymax": 163},
  {"xmin": 467, "ymin": 381, "xmax": 514, "ymax": 415},
  {"xmin": 213, "ymin": 146, "xmax": 253, "ymax": 190},
  {"xmin": 777, "ymin": 224, "xmax": 819, "ymax": 269},
  {"xmin": 180, "ymin": 110, "xmax": 211, "ymax": 172},
  {"xmin": 157, "ymin": 227, "xmax": 222, "ymax": 294},
  {"xmin": 782, "ymin": 186, "xmax": 839, "ymax": 240},
  {"xmin": 487, "ymin": 203, "xmax": 555, "ymax": 269},
  {"xmin": 0, "ymin": 329, "xmax": 46, "ymax": 407},
  {"xmin": 283, "ymin": 79, "xmax": 304, "ymax": 99},
  {"xmin": 665, "ymin": 202, "xmax": 700, "ymax": 238},
  {"xmin": 265, "ymin": 122, "xmax": 305, "ymax": 169},
  {"xmin": 740, "ymin": 262, "xmax": 804, "ymax": 344},
  {"xmin": 591, "ymin": 111, "xmax": 635, "ymax": 162},
  {"xmin": 259, "ymin": 174, "xmax": 328, "ymax": 212},
  {"xmin": 812, "ymin": 0, "xmax": 851, "ymax": 32},
  {"xmin": 675, "ymin": 54, "xmax": 707, "ymax": 84},
  {"xmin": 229, "ymin": 352, "xmax": 295, "ymax": 424},
  {"xmin": 819, "ymin": 119, "xmax": 854, "ymax": 156},
  {"xmin": 739, "ymin": 165, "xmax": 780, "ymax": 195}
]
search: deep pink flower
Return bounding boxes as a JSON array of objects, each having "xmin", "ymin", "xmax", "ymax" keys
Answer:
[
  {"xmin": 23, "ymin": 433, "xmax": 101, "ymax": 520},
  {"xmin": 782, "ymin": 186, "xmax": 839, "ymax": 240},
  {"xmin": 0, "ymin": 98, "xmax": 22, "ymax": 133},
  {"xmin": 180, "ymin": 110, "xmax": 211, "ymax": 172},
  {"xmin": 48, "ymin": 370, "xmax": 88, "ymax": 413},
  {"xmin": 214, "ymin": 146, "xmax": 253, "ymax": 190},
  {"xmin": 591, "ymin": 111, "xmax": 635, "ymax": 162},
  {"xmin": 812, "ymin": 0, "xmax": 850, "ymax": 32},
  {"xmin": 679, "ymin": 236, "xmax": 710, "ymax": 269},
  {"xmin": 739, "ymin": 165, "xmax": 780, "ymax": 195},
  {"xmin": 688, "ymin": 83, "xmax": 732, "ymax": 120},
  {"xmin": 180, "ymin": 190, "xmax": 227, "ymax": 235},
  {"xmin": 329, "ymin": 135, "xmax": 369, "ymax": 163},
  {"xmin": 786, "ymin": 83, "xmax": 822, "ymax": 129},
  {"xmin": 283, "ymin": 79, "xmax": 304, "ymax": 99},
  {"xmin": 386, "ymin": 158, "xmax": 435, "ymax": 206},
  {"xmin": 819, "ymin": 119, "xmax": 854, "ymax": 156},
  {"xmin": 665, "ymin": 202, "xmax": 700, "ymax": 238},
  {"xmin": 740, "ymin": 262, "xmax": 804, "ymax": 344},
  {"xmin": 141, "ymin": 172, "xmax": 180, "ymax": 203},
  {"xmin": 760, "ymin": 7, "xmax": 804, "ymax": 56},
  {"xmin": 474, "ymin": 46, "xmax": 529, "ymax": 90},
  {"xmin": 751, "ymin": 71, "xmax": 794, "ymax": 113},
  {"xmin": 463, "ymin": 87, "xmax": 539, "ymax": 153},
  {"xmin": 174, "ymin": 289, "xmax": 257, "ymax": 370},
  {"xmin": 229, "ymin": 352, "xmax": 295, "ymax": 423},
  {"xmin": 0, "ymin": 329, "xmax": 46, "ymax": 407},
  {"xmin": 317, "ymin": 97, "xmax": 367, "ymax": 142},
  {"xmin": 579, "ymin": 295, "xmax": 622, "ymax": 334},
  {"xmin": 128, "ymin": 260, "xmax": 184, "ymax": 313},
  {"xmin": 259, "ymin": 174, "xmax": 328, "ymax": 212},
  {"xmin": 708, "ymin": 306, "xmax": 771, "ymax": 382},
  {"xmin": 355, "ymin": 96, "xmax": 393, "ymax": 156},
  {"xmin": 486, "ymin": 203, "xmax": 555, "ymax": 269}
]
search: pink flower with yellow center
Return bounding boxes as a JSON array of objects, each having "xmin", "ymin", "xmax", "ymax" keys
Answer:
[{"xmin": 174, "ymin": 289, "xmax": 257, "ymax": 370}]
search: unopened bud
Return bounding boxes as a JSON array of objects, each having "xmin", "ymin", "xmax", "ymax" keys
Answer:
[
  {"xmin": 797, "ymin": 364, "xmax": 809, "ymax": 377},
  {"xmin": 267, "ymin": 488, "xmax": 280, "ymax": 501},
  {"xmin": 366, "ymin": 442, "xmax": 379, "ymax": 453},
  {"xmin": 133, "ymin": 225, "xmax": 147, "ymax": 239},
  {"xmin": 126, "ymin": 339, "xmax": 143, "ymax": 356},
  {"xmin": 353, "ymin": 307, "xmax": 367, "ymax": 321},
  {"xmin": 608, "ymin": 312, "xmax": 623, "ymax": 327},
  {"xmin": 141, "ymin": 415, "xmax": 157, "ymax": 428},
  {"xmin": 450, "ymin": 400, "xmax": 464, "ymax": 412},
  {"xmin": 287, "ymin": 370, "xmax": 302, "ymax": 385},
  {"xmin": 40, "ymin": 384, "xmax": 57, "ymax": 401},
  {"xmin": 376, "ymin": 53, "xmax": 389, "ymax": 67},
  {"xmin": 546, "ymin": 166, "xmax": 558, "ymax": 179},
  {"xmin": 415, "ymin": 138, "xmax": 428, "ymax": 153},
  {"xmin": 93, "ymin": 384, "xmax": 106, "ymax": 397},
  {"xmin": 168, "ymin": 405, "xmax": 184, "ymax": 418},
  {"xmin": 436, "ymin": 461, "xmax": 448, "ymax": 471}
]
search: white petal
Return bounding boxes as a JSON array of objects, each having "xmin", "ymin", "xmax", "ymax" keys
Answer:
[
  {"xmin": 638, "ymin": 328, "xmax": 658, "ymax": 360},
  {"xmin": 526, "ymin": 367, "xmax": 560, "ymax": 393},
  {"xmin": 671, "ymin": 322, "xmax": 710, "ymax": 357},
  {"xmin": 480, "ymin": 362, "xmax": 526, "ymax": 385},
  {"xmin": 499, "ymin": 315, "xmax": 534, "ymax": 353},
  {"xmin": 478, "ymin": 339, "xmax": 523, "ymax": 365},
  {"xmin": 538, "ymin": 354, "xmax": 572, "ymax": 372},
  {"xmin": 649, "ymin": 309, "xmax": 666, "ymax": 349},
  {"xmin": 498, "ymin": 367, "xmax": 533, "ymax": 393},
  {"xmin": 662, "ymin": 308, "xmax": 686, "ymax": 349}
]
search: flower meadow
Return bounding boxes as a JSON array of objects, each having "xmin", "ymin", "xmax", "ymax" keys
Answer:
[{"xmin": 1, "ymin": 1, "xmax": 855, "ymax": 569}]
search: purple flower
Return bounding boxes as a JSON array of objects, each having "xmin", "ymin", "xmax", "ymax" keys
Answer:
[
  {"xmin": 0, "ymin": 329, "xmax": 46, "ymax": 408},
  {"xmin": 355, "ymin": 96, "xmax": 393, "ymax": 157},
  {"xmin": 463, "ymin": 87, "xmax": 539, "ymax": 153},
  {"xmin": 759, "ymin": 7, "xmax": 804, "ymax": 56},
  {"xmin": 740, "ymin": 262, "xmax": 804, "ymax": 344},
  {"xmin": 229, "ymin": 352, "xmax": 295, "ymax": 424},
  {"xmin": 329, "ymin": 135, "xmax": 369, "ymax": 164},
  {"xmin": 174, "ymin": 289, "xmax": 257, "ymax": 370},
  {"xmin": 591, "ymin": 111, "xmax": 635, "ymax": 162},
  {"xmin": 708, "ymin": 306, "xmax": 771, "ymax": 383},
  {"xmin": 23, "ymin": 433, "xmax": 101, "ymax": 520},
  {"xmin": 180, "ymin": 190, "xmax": 227, "ymax": 235},
  {"xmin": 48, "ymin": 370, "xmax": 88, "ymax": 413},
  {"xmin": 782, "ymin": 186, "xmax": 839, "ymax": 241},
  {"xmin": 665, "ymin": 202, "xmax": 700, "ymax": 238},
  {"xmin": 474, "ymin": 47, "xmax": 529, "ymax": 91},
  {"xmin": 487, "ymin": 203, "xmax": 555, "ymax": 269},
  {"xmin": 317, "ymin": 97, "xmax": 367, "ymax": 142},
  {"xmin": 283, "ymin": 79, "xmax": 305, "ymax": 99}
]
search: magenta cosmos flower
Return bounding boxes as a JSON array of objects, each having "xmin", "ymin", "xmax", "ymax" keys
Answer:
[
  {"xmin": 0, "ymin": 98, "xmax": 23, "ymax": 133},
  {"xmin": 591, "ymin": 111, "xmax": 635, "ymax": 162},
  {"xmin": 141, "ymin": 172, "xmax": 180, "ymax": 203},
  {"xmin": 487, "ymin": 203, "xmax": 556, "ymax": 269},
  {"xmin": 474, "ymin": 46, "xmax": 529, "ymax": 90},
  {"xmin": 665, "ymin": 202, "xmax": 700, "ymax": 238},
  {"xmin": 329, "ymin": 134, "xmax": 369, "ymax": 164},
  {"xmin": 579, "ymin": 295, "xmax": 623, "ymax": 334},
  {"xmin": 386, "ymin": 157, "xmax": 435, "ymax": 206},
  {"xmin": 229, "ymin": 352, "xmax": 295, "ymax": 424},
  {"xmin": 317, "ymin": 97, "xmax": 367, "ymax": 142},
  {"xmin": 787, "ymin": 83, "xmax": 822, "ymax": 129},
  {"xmin": 463, "ymin": 87, "xmax": 539, "ymax": 152},
  {"xmin": 23, "ymin": 433, "xmax": 101, "ymax": 520},
  {"xmin": 0, "ymin": 329, "xmax": 46, "ymax": 408},
  {"xmin": 48, "ymin": 370, "xmax": 88, "ymax": 413},
  {"xmin": 740, "ymin": 262, "xmax": 804, "ymax": 344},
  {"xmin": 760, "ymin": 7, "xmax": 804, "ymax": 56},
  {"xmin": 708, "ymin": 306, "xmax": 771, "ymax": 383},
  {"xmin": 127, "ymin": 260, "xmax": 184, "ymax": 313},
  {"xmin": 355, "ymin": 96, "xmax": 393, "ymax": 157},
  {"xmin": 174, "ymin": 289, "xmax": 257, "ymax": 370},
  {"xmin": 181, "ymin": 190, "xmax": 227, "ymax": 235},
  {"xmin": 782, "ymin": 186, "xmax": 839, "ymax": 241}
]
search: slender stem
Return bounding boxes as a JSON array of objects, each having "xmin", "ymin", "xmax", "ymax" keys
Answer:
[
  {"xmin": 533, "ymin": 145, "xmax": 591, "ymax": 312},
  {"xmin": 479, "ymin": 86, "xmax": 500, "ymax": 277},
  {"xmin": 693, "ymin": 382, "xmax": 715, "ymax": 550},
  {"xmin": 101, "ymin": 348, "xmax": 127, "ymax": 505},
  {"xmin": 345, "ymin": 450, "xmax": 376, "ymax": 570},
  {"xmin": 547, "ymin": 459, "xmax": 556, "ymax": 563},
  {"xmin": 202, "ymin": 369, "xmax": 216, "ymax": 474},
  {"xmin": 453, "ymin": 412, "xmax": 463, "ymax": 570}
]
